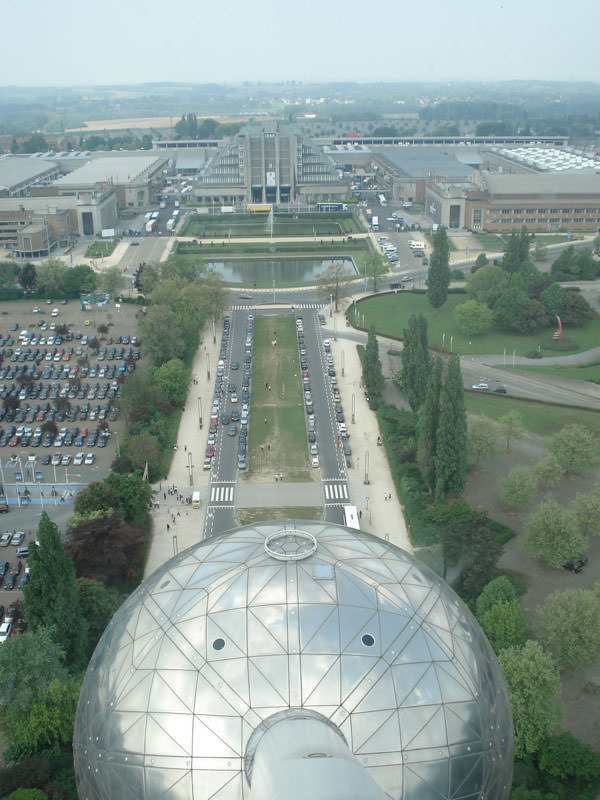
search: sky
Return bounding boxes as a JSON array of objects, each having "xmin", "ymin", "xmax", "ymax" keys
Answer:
[{"xmin": 3, "ymin": 0, "xmax": 599, "ymax": 86}]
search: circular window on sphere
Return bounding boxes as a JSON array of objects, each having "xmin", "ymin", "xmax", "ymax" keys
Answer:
[
  {"xmin": 362, "ymin": 633, "xmax": 375, "ymax": 647},
  {"xmin": 212, "ymin": 638, "xmax": 226, "ymax": 651}
]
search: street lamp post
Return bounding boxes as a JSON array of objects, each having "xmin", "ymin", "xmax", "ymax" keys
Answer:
[
  {"xmin": 206, "ymin": 352, "xmax": 210, "ymax": 380},
  {"xmin": 341, "ymin": 351, "xmax": 345, "ymax": 377},
  {"xmin": 187, "ymin": 451, "xmax": 194, "ymax": 486},
  {"xmin": 198, "ymin": 397, "xmax": 203, "ymax": 429},
  {"xmin": 364, "ymin": 450, "xmax": 370, "ymax": 485},
  {"xmin": 352, "ymin": 392, "xmax": 355, "ymax": 424}
]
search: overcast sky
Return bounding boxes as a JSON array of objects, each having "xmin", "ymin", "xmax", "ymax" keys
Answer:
[{"xmin": 3, "ymin": 0, "xmax": 599, "ymax": 86}]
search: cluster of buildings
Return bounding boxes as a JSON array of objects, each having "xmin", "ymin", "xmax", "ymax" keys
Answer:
[{"xmin": 1, "ymin": 124, "xmax": 599, "ymax": 258}]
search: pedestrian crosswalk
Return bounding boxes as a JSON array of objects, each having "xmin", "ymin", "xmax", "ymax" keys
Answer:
[
  {"xmin": 323, "ymin": 482, "xmax": 349, "ymax": 502},
  {"xmin": 209, "ymin": 484, "xmax": 235, "ymax": 504},
  {"xmin": 231, "ymin": 302, "xmax": 325, "ymax": 311}
]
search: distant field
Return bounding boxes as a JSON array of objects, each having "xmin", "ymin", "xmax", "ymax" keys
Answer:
[
  {"xmin": 67, "ymin": 114, "xmax": 263, "ymax": 132},
  {"xmin": 237, "ymin": 507, "xmax": 322, "ymax": 525},
  {"xmin": 182, "ymin": 212, "xmax": 360, "ymax": 238}
]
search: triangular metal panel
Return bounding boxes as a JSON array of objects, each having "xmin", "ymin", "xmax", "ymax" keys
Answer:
[
  {"xmin": 398, "ymin": 704, "xmax": 443, "ymax": 749},
  {"xmin": 191, "ymin": 716, "xmax": 239, "ymax": 758},
  {"xmin": 145, "ymin": 712, "xmax": 192, "ymax": 757},
  {"xmin": 251, "ymin": 655, "xmax": 290, "ymax": 704},
  {"xmin": 194, "ymin": 713, "xmax": 243, "ymax": 756},
  {"xmin": 402, "ymin": 705, "xmax": 447, "ymax": 750},
  {"xmin": 356, "ymin": 709, "xmax": 402, "ymax": 754},
  {"xmin": 350, "ymin": 708, "xmax": 396, "ymax": 752},
  {"xmin": 246, "ymin": 563, "xmax": 284, "ymax": 604},
  {"xmin": 300, "ymin": 654, "xmax": 340, "ymax": 704},
  {"xmin": 193, "ymin": 672, "xmax": 243, "ymax": 717},
  {"xmin": 115, "ymin": 670, "xmax": 153, "ymax": 712},
  {"xmin": 148, "ymin": 671, "xmax": 194, "ymax": 714},
  {"xmin": 400, "ymin": 664, "xmax": 443, "ymax": 708},
  {"xmin": 247, "ymin": 605, "xmax": 289, "ymax": 655},
  {"xmin": 248, "ymin": 659, "xmax": 289, "ymax": 708}
]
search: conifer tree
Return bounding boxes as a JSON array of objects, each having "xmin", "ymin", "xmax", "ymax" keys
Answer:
[
  {"xmin": 23, "ymin": 512, "xmax": 87, "ymax": 671},
  {"xmin": 434, "ymin": 354, "xmax": 468, "ymax": 498},
  {"xmin": 399, "ymin": 314, "xmax": 430, "ymax": 411},
  {"xmin": 427, "ymin": 226, "xmax": 450, "ymax": 309},
  {"xmin": 417, "ymin": 356, "xmax": 443, "ymax": 492}
]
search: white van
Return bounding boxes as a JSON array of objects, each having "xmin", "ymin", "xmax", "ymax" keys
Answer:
[
  {"xmin": 192, "ymin": 491, "xmax": 201, "ymax": 509},
  {"xmin": 408, "ymin": 240, "xmax": 425, "ymax": 250}
]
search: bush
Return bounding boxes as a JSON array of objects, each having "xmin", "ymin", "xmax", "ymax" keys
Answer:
[{"xmin": 0, "ymin": 757, "xmax": 50, "ymax": 796}]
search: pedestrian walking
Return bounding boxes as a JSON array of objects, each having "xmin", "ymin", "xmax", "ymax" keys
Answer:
[
  {"xmin": 167, "ymin": 523, "xmax": 170, "ymax": 532},
  {"xmin": 163, "ymin": 492, "xmax": 166, "ymax": 500},
  {"xmin": 184, "ymin": 444, "xmax": 187, "ymax": 452}
]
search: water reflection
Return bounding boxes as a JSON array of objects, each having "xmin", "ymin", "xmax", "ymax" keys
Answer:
[{"xmin": 205, "ymin": 257, "xmax": 357, "ymax": 285}]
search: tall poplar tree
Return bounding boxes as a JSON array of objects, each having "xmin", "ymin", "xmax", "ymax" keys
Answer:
[
  {"xmin": 399, "ymin": 314, "xmax": 430, "ymax": 411},
  {"xmin": 364, "ymin": 326, "xmax": 384, "ymax": 405},
  {"xmin": 23, "ymin": 512, "xmax": 87, "ymax": 671},
  {"xmin": 427, "ymin": 226, "xmax": 450, "ymax": 309},
  {"xmin": 417, "ymin": 356, "xmax": 443, "ymax": 492},
  {"xmin": 434, "ymin": 354, "xmax": 468, "ymax": 498}
]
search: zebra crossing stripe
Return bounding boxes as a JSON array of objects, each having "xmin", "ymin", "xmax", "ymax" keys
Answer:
[
  {"xmin": 324, "ymin": 483, "xmax": 349, "ymax": 500},
  {"xmin": 210, "ymin": 486, "xmax": 234, "ymax": 503}
]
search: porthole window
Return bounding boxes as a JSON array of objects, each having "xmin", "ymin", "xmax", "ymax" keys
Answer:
[
  {"xmin": 212, "ymin": 638, "xmax": 225, "ymax": 651},
  {"xmin": 362, "ymin": 633, "xmax": 375, "ymax": 647}
]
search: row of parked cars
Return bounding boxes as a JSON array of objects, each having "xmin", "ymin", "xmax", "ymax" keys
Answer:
[
  {"xmin": 204, "ymin": 314, "xmax": 253, "ymax": 471},
  {"xmin": 296, "ymin": 317, "xmax": 320, "ymax": 468}
]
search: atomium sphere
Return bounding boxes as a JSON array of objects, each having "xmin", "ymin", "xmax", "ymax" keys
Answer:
[{"xmin": 73, "ymin": 521, "xmax": 513, "ymax": 800}]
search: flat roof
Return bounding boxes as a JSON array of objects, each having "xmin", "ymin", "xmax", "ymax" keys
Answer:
[
  {"xmin": 55, "ymin": 155, "xmax": 165, "ymax": 187},
  {"xmin": 374, "ymin": 147, "xmax": 476, "ymax": 180},
  {"xmin": 0, "ymin": 156, "xmax": 59, "ymax": 191},
  {"xmin": 484, "ymin": 171, "xmax": 600, "ymax": 196}
]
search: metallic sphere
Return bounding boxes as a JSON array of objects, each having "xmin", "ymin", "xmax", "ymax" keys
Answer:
[{"xmin": 74, "ymin": 521, "xmax": 513, "ymax": 799}]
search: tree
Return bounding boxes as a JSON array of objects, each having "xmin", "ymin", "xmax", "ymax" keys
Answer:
[
  {"xmin": 548, "ymin": 423, "xmax": 599, "ymax": 474},
  {"xmin": 11, "ymin": 675, "xmax": 81, "ymax": 757},
  {"xmin": 399, "ymin": 314, "xmax": 430, "ymax": 412},
  {"xmin": 0, "ymin": 628, "xmax": 66, "ymax": 725},
  {"xmin": 61, "ymin": 264, "xmax": 96, "ymax": 297},
  {"xmin": 502, "ymin": 230, "xmax": 522, "ymax": 273},
  {"xmin": 34, "ymin": 258, "xmax": 67, "ymax": 298},
  {"xmin": 18, "ymin": 262, "xmax": 37, "ymax": 293},
  {"xmin": 498, "ymin": 641, "xmax": 562, "ymax": 759},
  {"xmin": 562, "ymin": 289, "xmax": 596, "ymax": 327},
  {"xmin": 121, "ymin": 370, "xmax": 168, "ymax": 424},
  {"xmin": 532, "ymin": 240, "xmax": 548, "ymax": 261},
  {"xmin": 65, "ymin": 511, "xmax": 145, "ymax": 587},
  {"xmin": 434, "ymin": 354, "xmax": 467, "ymax": 498},
  {"xmin": 427, "ymin": 226, "xmax": 450, "ymax": 309},
  {"xmin": 538, "ymin": 731, "xmax": 600, "ymax": 786},
  {"xmin": 569, "ymin": 483, "xmax": 600, "ymax": 538},
  {"xmin": 466, "ymin": 264, "xmax": 508, "ymax": 307},
  {"xmin": 73, "ymin": 480, "xmax": 117, "ymax": 517},
  {"xmin": 123, "ymin": 431, "xmax": 161, "ymax": 477},
  {"xmin": 536, "ymin": 589, "xmax": 600, "ymax": 670},
  {"xmin": 22, "ymin": 512, "xmax": 87, "ymax": 670},
  {"xmin": 77, "ymin": 578, "xmax": 124, "ymax": 661},
  {"xmin": 476, "ymin": 575, "xmax": 517, "ymax": 618},
  {"xmin": 522, "ymin": 498, "xmax": 587, "ymax": 568},
  {"xmin": 363, "ymin": 327, "xmax": 384, "ymax": 407},
  {"xmin": 539, "ymin": 282, "xmax": 565, "ymax": 319},
  {"xmin": 479, "ymin": 599, "xmax": 530, "ymax": 654},
  {"xmin": 317, "ymin": 261, "xmax": 353, "ymax": 311},
  {"xmin": 139, "ymin": 306, "xmax": 185, "ymax": 366},
  {"xmin": 473, "ymin": 252, "xmax": 489, "ymax": 270},
  {"xmin": 416, "ymin": 356, "xmax": 442, "ymax": 491},
  {"xmin": 366, "ymin": 253, "xmax": 382, "ymax": 292},
  {"xmin": 499, "ymin": 410, "xmax": 524, "ymax": 452},
  {"xmin": 512, "ymin": 298, "xmax": 548, "ymax": 334},
  {"xmin": 21, "ymin": 133, "xmax": 49, "ymax": 153},
  {"xmin": 499, "ymin": 466, "xmax": 538, "ymax": 510},
  {"xmin": 468, "ymin": 416, "xmax": 499, "ymax": 466},
  {"xmin": 98, "ymin": 265, "xmax": 125, "ymax": 298},
  {"xmin": 106, "ymin": 472, "xmax": 154, "ymax": 524},
  {"xmin": 493, "ymin": 284, "xmax": 528, "ymax": 330},
  {"xmin": 454, "ymin": 299, "xmax": 494, "ymax": 336},
  {"xmin": 3, "ymin": 789, "xmax": 48, "ymax": 800},
  {"xmin": 534, "ymin": 453, "xmax": 564, "ymax": 491},
  {"xmin": 153, "ymin": 358, "xmax": 190, "ymax": 408},
  {"xmin": 199, "ymin": 270, "xmax": 229, "ymax": 329}
]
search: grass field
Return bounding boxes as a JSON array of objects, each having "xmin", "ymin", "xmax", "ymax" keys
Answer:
[
  {"xmin": 244, "ymin": 315, "xmax": 310, "ymax": 480},
  {"xmin": 505, "ymin": 361, "xmax": 600, "ymax": 382},
  {"xmin": 182, "ymin": 212, "xmax": 361, "ymax": 239},
  {"xmin": 237, "ymin": 507, "xmax": 322, "ymax": 525},
  {"xmin": 354, "ymin": 292, "xmax": 600, "ymax": 357},
  {"xmin": 465, "ymin": 392, "xmax": 600, "ymax": 437},
  {"xmin": 86, "ymin": 239, "xmax": 119, "ymax": 258}
]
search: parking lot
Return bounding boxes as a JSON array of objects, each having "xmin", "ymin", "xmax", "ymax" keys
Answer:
[{"xmin": 0, "ymin": 299, "xmax": 143, "ymax": 500}]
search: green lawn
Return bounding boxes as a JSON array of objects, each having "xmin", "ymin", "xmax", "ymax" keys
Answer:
[
  {"xmin": 86, "ymin": 239, "xmax": 119, "ymax": 258},
  {"xmin": 465, "ymin": 392, "xmax": 600, "ymax": 437},
  {"xmin": 353, "ymin": 292, "xmax": 600, "ymax": 357},
  {"xmin": 237, "ymin": 507, "xmax": 322, "ymax": 525},
  {"xmin": 244, "ymin": 315, "xmax": 310, "ymax": 480},
  {"xmin": 506, "ymin": 361, "xmax": 600, "ymax": 382},
  {"xmin": 182, "ymin": 212, "xmax": 361, "ymax": 238}
]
